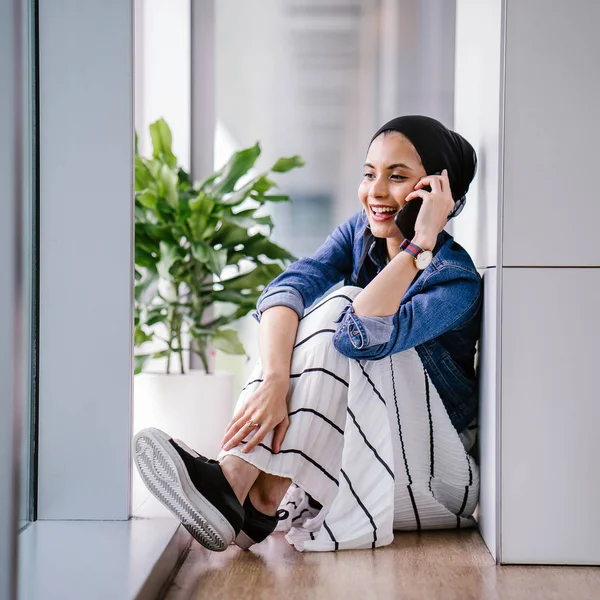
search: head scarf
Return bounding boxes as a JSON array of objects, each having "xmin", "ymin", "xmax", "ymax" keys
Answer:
[{"xmin": 370, "ymin": 115, "xmax": 477, "ymax": 219}]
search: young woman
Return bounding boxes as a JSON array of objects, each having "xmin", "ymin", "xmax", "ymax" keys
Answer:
[{"xmin": 134, "ymin": 115, "xmax": 482, "ymax": 553}]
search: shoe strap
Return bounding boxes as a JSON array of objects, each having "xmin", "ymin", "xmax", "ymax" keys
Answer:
[
  {"xmin": 244, "ymin": 496, "xmax": 289, "ymax": 522},
  {"xmin": 276, "ymin": 508, "xmax": 290, "ymax": 521}
]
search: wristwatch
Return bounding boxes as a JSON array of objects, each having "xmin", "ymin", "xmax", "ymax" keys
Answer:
[{"xmin": 400, "ymin": 239, "xmax": 433, "ymax": 270}]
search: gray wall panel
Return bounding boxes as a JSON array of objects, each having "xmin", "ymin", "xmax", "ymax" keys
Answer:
[
  {"xmin": 501, "ymin": 268, "xmax": 600, "ymax": 563},
  {"xmin": 503, "ymin": 1, "xmax": 600, "ymax": 266},
  {"xmin": 38, "ymin": 0, "xmax": 134, "ymax": 520},
  {"xmin": 0, "ymin": 0, "xmax": 22, "ymax": 595}
]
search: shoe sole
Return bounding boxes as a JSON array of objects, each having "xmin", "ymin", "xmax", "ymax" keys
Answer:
[
  {"xmin": 234, "ymin": 530, "xmax": 256, "ymax": 551},
  {"xmin": 175, "ymin": 439, "xmax": 261, "ymax": 551},
  {"xmin": 133, "ymin": 427, "xmax": 234, "ymax": 552}
]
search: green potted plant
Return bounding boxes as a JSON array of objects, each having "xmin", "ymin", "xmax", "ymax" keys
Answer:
[{"xmin": 132, "ymin": 118, "xmax": 302, "ymax": 472}]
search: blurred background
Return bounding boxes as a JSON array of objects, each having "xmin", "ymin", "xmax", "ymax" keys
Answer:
[{"xmin": 135, "ymin": 0, "xmax": 457, "ymax": 389}]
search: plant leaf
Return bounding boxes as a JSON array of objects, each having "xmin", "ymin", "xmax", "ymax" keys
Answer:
[
  {"xmin": 149, "ymin": 119, "xmax": 177, "ymax": 168},
  {"xmin": 188, "ymin": 192, "xmax": 215, "ymax": 240},
  {"xmin": 260, "ymin": 194, "xmax": 290, "ymax": 203},
  {"xmin": 135, "ymin": 157, "xmax": 155, "ymax": 191},
  {"xmin": 252, "ymin": 175, "xmax": 278, "ymax": 195},
  {"xmin": 157, "ymin": 241, "xmax": 179, "ymax": 281},
  {"xmin": 133, "ymin": 350, "xmax": 169, "ymax": 374},
  {"xmin": 223, "ymin": 209, "xmax": 258, "ymax": 229},
  {"xmin": 271, "ymin": 155, "xmax": 305, "ymax": 173},
  {"xmin": 211, "ymin": 289, "xmax": 256, "ymax": 305},
  {"xmin": 213, "ymin": 144, "xmax": 261, "ymax": 195},
  {"xmin": 135, "ymin": 247, "xmax": 158, "ymax": 269},
  {"xmin": 211, "ymin": 329, "xmax": 246, "ymax": 356},
  {"xmin": 135, "ymin": 276, "xmax": 160, "ymax": 304},
  {"xmin": 134, "ymin": 325, "xmax": 154, "ymax": 346},
  {"xmin": 134, "ymin": 354, "xmax": 151, "ymax": 375},
  {"xmin": 244, "ymin": 235, "xmax": 296, "ymax": 261},
  {"xmin": 254, "ymin": 214, "xmax": 274, "ymax": 227},
  {"xmin": 136, "ymin": 190, "xmax": 158, "ymax": 209},
  {"xmin": 219, "ymin": 263, "xmax": 283, "ymax": 291},
  {"xmin": 158, "ymin": 164, "xmax": 179, "ymax": 210},
  {"xmin": 205, "ymin": 246, "xmax": 228, "ymax": 275},
  {"xmin": 191, "ymin": 242, "xmax": 209, "ymax": 263},
  {"xmin": 212, "ymin": 222, "xmax": 249, "ymax": 247}
]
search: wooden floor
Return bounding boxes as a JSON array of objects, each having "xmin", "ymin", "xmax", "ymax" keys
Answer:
[{"xmin": 165, "ymin": 530, "xmax": 600, "ymax": 600}]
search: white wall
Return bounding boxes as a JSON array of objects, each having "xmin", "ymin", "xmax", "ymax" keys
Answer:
[
  {"xmin": 453, "ymin": 0, "xmax": 504, "ymax": 270},
  {"xmin": 454, "ymin": 0, "xmax": 505, "ymax": 561},
  {"xmin": 135, "ymin": 0, "xmax": 190, "ymax": 169}
]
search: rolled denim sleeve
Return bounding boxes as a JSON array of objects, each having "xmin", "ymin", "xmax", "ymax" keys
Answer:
[
  {"xmin": 333, "ymin": 304, "xmax": 395, "ymax": 349},
  {"xmin": 333, "ymin": 265, "xmax": 482, "ymax": 360},
  {"xmin": 252, "ymin": 212, "xmax": 360, "ymax": 324},
  {"xmin": 252, "ymin": 285, "xmax": 305, "ymax": 322}
]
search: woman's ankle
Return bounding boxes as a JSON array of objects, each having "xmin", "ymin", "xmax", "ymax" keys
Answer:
[
  {"xmin": 219, "ymin": 455, "xmax": 260, "ymax": 505},
  {"xmin": 247, "ymin": 473, "xmax": 291, "ymax": 516}
]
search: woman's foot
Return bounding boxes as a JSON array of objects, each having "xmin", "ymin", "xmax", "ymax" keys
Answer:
[
  {"xmin": 171, "ymin": 438, "xmax": 291, "ymax": 550},
  {"xmin": 133, "ymin": 428, "xmax": 244, "ymax": 551},
  {"xmin": 234, "ymin": 497, "xmax": 289, "ymax": 550}
]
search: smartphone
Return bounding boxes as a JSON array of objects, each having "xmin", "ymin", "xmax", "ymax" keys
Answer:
[{"xmin": 394, "ymin": 172, "xmax": 439, "ymax": 240}]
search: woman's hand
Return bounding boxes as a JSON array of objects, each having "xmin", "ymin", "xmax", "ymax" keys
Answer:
[
  {"xmin": 221, "ymin": 373, "xmax": 291, "ymax": 454},
  {"xmin": 404, "ymin": 168, "xmax": 454, "ymax": 249}
]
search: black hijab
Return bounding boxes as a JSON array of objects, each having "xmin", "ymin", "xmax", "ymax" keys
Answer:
[
  {"xmin": 370, "ymin": 115, "xmax": 477, "ymax": 218},
  {"xmin": 355, "ymin": 116, "xmax": 476, "ymax": 286}
]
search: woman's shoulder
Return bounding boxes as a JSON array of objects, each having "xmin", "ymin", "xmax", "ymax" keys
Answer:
[
  {"xmin": 329, "ymin": 210, "xmax": 368, "ymax": 255},
  {"xmin": 432, "ymin": 231, "xmax": 481, "ymax": 280},
  {"xmin": 335, "ymin": 209, "xmax": 366, "ymax": 238}
]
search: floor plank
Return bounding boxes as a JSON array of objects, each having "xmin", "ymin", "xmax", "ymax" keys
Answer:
[{"xmin": 165, "ymin": 530, "xmax": 600, "ymax": 600}]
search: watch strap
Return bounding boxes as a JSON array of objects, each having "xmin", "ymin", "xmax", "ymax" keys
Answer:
[{"xmin": 399, "ymin": 239, "xmax": 423, "ymax": 258}]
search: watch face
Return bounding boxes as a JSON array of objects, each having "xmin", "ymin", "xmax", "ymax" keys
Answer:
[{"xmin": 416, "ymin": 250, "xmax": 433, "ymax": 270}]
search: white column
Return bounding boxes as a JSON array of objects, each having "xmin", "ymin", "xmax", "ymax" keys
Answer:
[
  {"xmin": 455, "ymin": 0, "xmax": 600, "ymax": 564},
  {"xmin": 135, "ymin": 0, "xmax": 191, "ymax": 169},
  {"xmin": 38, "ymin": 0, "xmax": 134, "ymax": 520},
  {"xmin": 453, "ymin": 0, "xmax": 505, "ymax": 560}
]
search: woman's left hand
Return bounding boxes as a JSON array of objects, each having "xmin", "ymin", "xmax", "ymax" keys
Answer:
[{"xmin": 404, "ymin": 168, "xmax": 454, "ymax": 249}]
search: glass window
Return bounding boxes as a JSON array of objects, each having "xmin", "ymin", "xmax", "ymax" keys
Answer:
[{"xmin": 19, "ymin": 0, "xmax": 38, "ymax": 531}]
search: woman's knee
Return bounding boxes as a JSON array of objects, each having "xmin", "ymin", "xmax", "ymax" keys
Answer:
[
  {"xmin": 336, "ymin": 285, "xmax": 362, "ymax": 299},
  {"xmin": 301, "ymin": 286, "xmax": 360, "ymax": 322}
]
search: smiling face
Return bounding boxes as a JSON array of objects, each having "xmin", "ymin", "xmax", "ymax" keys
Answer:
[{"xmin": 359, "ymin": 132, "xmax": 426, "ymax": 244}]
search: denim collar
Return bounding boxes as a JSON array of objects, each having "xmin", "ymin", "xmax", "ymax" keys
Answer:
[{"xmin": 360, "ymin": 224, "xmax": 448, "ymax": 272}]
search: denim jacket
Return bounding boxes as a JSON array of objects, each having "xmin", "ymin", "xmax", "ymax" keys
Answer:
[{"xmin": 253, "ymin": 210, "xmax": 482, "ymax": 433}]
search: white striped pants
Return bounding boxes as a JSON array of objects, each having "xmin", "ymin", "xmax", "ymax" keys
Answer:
[{"xmin": 218, "ymin": 286, "xmax": 479, "ymax": 552}]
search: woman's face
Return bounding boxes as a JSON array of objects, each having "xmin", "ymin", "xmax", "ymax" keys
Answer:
[{"xmin": 359, "ymin": 132, "xmax": 426, "ymax": 240}]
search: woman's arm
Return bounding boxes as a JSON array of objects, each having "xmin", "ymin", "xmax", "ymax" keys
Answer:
[
  {"xmin": 352, "ymin": 232, "xmax": 432, "ymax": 317},
  {"xmin": 221, "ymin": 305, "xmax": 299, "ymax": 454},
  {"xmin": 258, "ymin": 305, "xmax": 299, "ymax": 379},
  {"xmin": 221, "ymin": 215, "xmax": 358, "ymax": 455},
  {"xmin": 253, "ymin": 212, "xmax": 358, "ymax": 321}
]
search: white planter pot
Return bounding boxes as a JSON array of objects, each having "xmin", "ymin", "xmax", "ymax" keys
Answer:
[
  {"xmin": 132, "ymin": 370, "xmax": 235, "ymax": 516},
  {"xmin": 134, "ymin": 370, "xmax": 235, "ymax": 457}
]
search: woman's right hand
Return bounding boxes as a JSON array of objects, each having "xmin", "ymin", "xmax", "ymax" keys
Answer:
[{"xmin": 221, "ymin": 373, "xmax": 291, "ymax": 454}]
